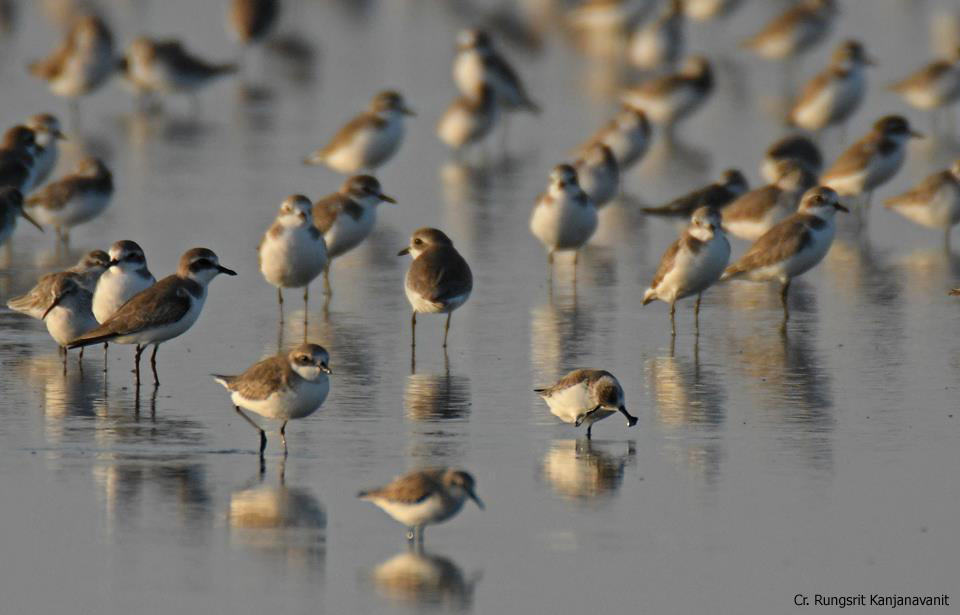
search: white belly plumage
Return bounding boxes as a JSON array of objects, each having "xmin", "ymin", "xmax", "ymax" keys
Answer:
[
  {"xmin": 232, "ymin": 378, "xmax": 329, "ymax": 421},
  {"xmin": 260, "ymin": 229, "xmax": 328, "ymax": 288},
  {"xmin": 530, "ymin": 198, "xmax": 598, "ymax": 251},
  {"xmin": 324, "ymin": 208, "xmax": 374, "ymax": 259},
  {"xmin": 326, "ymin": 118, "xmax": 403, "ymax": 172},
  {"xmin": 371, "ymin": 492, "xmax": 464, "ymax": 527},
  {"xmin": 93, "ymin": 271, "xmax": 154, "ymax": 323},
  {"xmin": 405, "ymin": 285, "xmax": 470, "ymax": 315},
  {"xmin": 31, "ymin": 191, "xmax": 110, "ymax": 228},
  {"xmin": 46, "ymin": 305, "xmax": 98, "ymax": 346},
  {"xmin": 542, "ymin": 382, "xmax": 614, "ymax": 426}
]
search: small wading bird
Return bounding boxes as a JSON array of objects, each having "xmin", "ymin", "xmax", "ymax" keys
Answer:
[
  {"xmin": 535, "ymin": 369, "xmax": 638, "ymax": 439},
  {"xmin": 25, "ymin": 157, "xmax": 113, "ymax": 245},
  {"xmin": 42, "ymin": 276, "xmax": 97, "ymax": 370},
  {"xmin": 24, "ymin": 114, "xmax": 65, "ymax": 190},
  {"xmin": 359, "ymin": 468, "xmax": 483, "ymax": 543},
  {"xmin": 741, "ymin": 0, "xmax": 838, "ymax": 63},
  {"xmin": 641, "ymin": 169, "xmax": 748, "ymax": 217},
  {"xmin": 530, "ymin": 164, "xmax": 598, "ymax": 272},
  {"xmin": 93, "ymin": 241, "xmax": 156, "ymax": 368},
  {"xmin": 7, "ymin": 250, "xmax": 109, "ymax": 319},
  {"xmin": 68, "ymin": 248, "xmax": 236, "ymax": 386},
  {"xmin": 788, "ymin": 40, "xmax": 874, "ymax": 135},
  {"xmin": 399, "ymin": 228, "xmax": 473, "ymax": 350},
  {"xmin": 214, "ymin": 343, "xmax": 331, "ymax": 460},
  {"xmin": 0, "ymin": 188, "xmax": 43, "ymax": 253},
  {"xmin": 119, "ymin": 37, "xmax": 237, "ymax": 106},
  {"xmin": 642, "ymin": 207, "xmax": 730, "ymax": 335},
  {"xmin": 885, "ymin": 159, "xmax": 960, "ymax": 245}
]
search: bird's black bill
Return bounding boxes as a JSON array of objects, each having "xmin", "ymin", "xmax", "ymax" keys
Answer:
[
  {"xmin": 469, "ymin": 490, "xmax": 485, "ymax": 509},
  {"xmin": 217, "ymin": 265, "xmax": 237, "ymax": 276},
  {"xmin": 835, "ymin": 203, "xmax": 850, "ymax": 213},
  {"xmin": 397, "ymin": 247, "xmax": 410, "ymax": 256},
  {"xmin": 379, "ymin": 193, "xmax": 397, "ymax": 204},
  {"xmin": 20, "ymin": 210, "xmax": 43, "ymax": 232},
  {"xmin": 619, "ymin": 406, "xmax": 638, "ymax": 427},
  {"xmin": 42, "ymin": 295, "xmax": 63, "ymax": 320},
  {"xmin": 320, "ymin": 364, "xmax": 332, "ymax": 374}
]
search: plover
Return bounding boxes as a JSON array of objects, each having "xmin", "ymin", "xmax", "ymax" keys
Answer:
[
  {"xmin": 358, "ymin": 468, "xmax": 483, "ymax": 543},
  {"xmin": 7, "ymin": 249, "xmax": 109, "ymax": 319},
  {"xmin": 622, "ymin": 55, "xmax": 713, "ymax": 129},
  {"xmin": 890, "ymin": 47, "xmax": 960, "ymax": 113},
  {"xmin": 721, "ymin": 186, "xmax": 847, "ymax": 318},
  {"xmin": 214, "ymin": 343, "xmax": 331, "ymax": 459},
  {"xmin": 258, "ymin": 195, "xmax": 327, "ymax": 317},
  {"xmin": 642, "ymin": 206, "xmax": 730, "ymax": 334},
  {"xmin": 399, "ymin": 228, "xmax": 473, "ymax": 349},
  {"xmin": 742, "ymin": 0, "xmax": 838, "ymax": 61},
  {"xmin": 24, "ymin": 114, "xmax": 65, "ymax": 190},
  {"xmin": 0, "ymin": 126, "xmax": 37, "ymax": 192},
  {"xmin": 28, "ymin": 15, "xmax": 114, "ymax": 110},
  {"xmin": 628, "ymin": 0, "xmax": 685, "ymax": 70},
  {"xmin": 642, "ymin": 168, "xmax": 748, "ymax": 217},
  {"xmin": 723, "ymin": 160, "xmax": 815, "ymax": 241},
  {"xmin": 436, "ymin": 84, "xmax": 499, "ymax": 153},
  {"xmin": 574, "ymin": 143, "xmax": 619, "ymax": 208},
  {"xmin": 0, "ymin": 188, "xmax": 42, "ymax": 251},
  {"xmin": 683, "ymin": 0, "xmax": 743, "ymax": 21},
  {"xmin": 121, "ymin": 37, "xmax": 237, "ymax": 100},
  {"xmin": 535, "ymin": 369, "xmax": 638, "ymax": 439},
  {"xmin": 530, "ymin": 164, "xmax": 598, "ymax": 268},
  {"xmin": 453, "ymin": 29, "xmax": 540, "ymax": 114},
  {"xmin": 313, "ymin": 175, "xmax": 395, "ymax": 294},
  {"xmin": 67, "ymin": 247, "xmax": 236, "ymax": 386},
  {"xmin": 93, "ymin": 240, "xmax": 155, "ymax": 367},
  {"xmin": 576, "ymin": 106, "xmax": 651, "ymax": 170},
  {"xmin": 789, "ymin": 40, "xmax": 874, "ymax": 134},
  {"xmin": 227, "ymin": 0, "xmax": 280, "ymax": 46},
  {"xmin": 761, "ymin": 134, "xmax": 822, "ymax": 183},
  {"xmin": 303, "ymin": 90, "xmax": 415, "ymax": 173},
  {"xmin": 821, "ymin": 115, "xmax": 922, "ymax": 213},
  {"xmin": 42, "ymin": 275, "xmax": 97, "ymax": 369},
  {"xmin": 885, "ymin": 159, "xmax": 960, "ymax": 243},
  {"xmin": 25, "ymin": 157, "xmax": 113, "ymax": 244}
]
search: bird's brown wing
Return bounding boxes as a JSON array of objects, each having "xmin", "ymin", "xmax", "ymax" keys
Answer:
[
  {"xmin": 891, "ymin": 61, "xmax": 953, "ymax": 92},
  {"xmin": 315, "ymin": 112, "xmax": 381, "ymax": 160},
  {"xmin": 407, "ymin": 247, "xmax": 473, "ymax": 303},
  {"xmin": 822, "ymin": 135, "xmax": 877, "ymax": 180},
  {"xmin": 648, "ymin": 237, "xmax": 683, "ymax": 291},
  {"xmin": 221, "ymin": 356, "xmax": 291, "ymax": 400},
  {"xmin": 722, "ymin": 186, "xmax": 781, "ymax": 221},
  {"xmin": 724, "ymin": 216, "xmax": 811, "ymax": 276},
  {"xmin": 360, "ymin": 469, "xmax": 446, "ymax": 503},
  {"xmin": 312, "ymin": 193, "xmax": 348, "ymax": 233}
]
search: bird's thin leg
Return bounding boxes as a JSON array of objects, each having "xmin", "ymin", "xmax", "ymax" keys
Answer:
[
  {"xmin": 280, "ymin": 420, "xmax": 288, "ymax": 457},
  {"xmin": 62, "ymin": 347, "xmax": 67, "ymax": 374},
  {"xmin": 278, "ymin": 288, "xmax": 284, "ymax": 323},
  {"xmin": 150, "ymin": 345, "xmax": 159, "ymax": 386},
  {"xmin": 586, "ymin": 424, "xmax": 593, "ymax": 440},
  {"xmin": 103, "ymin": 342, "xmax": 108, "ymax": 373},
  {"xmin": 235, "ymin": 406, "xmax": 267, "ymax": 459},
  {"xmin": 694, "ymin": 293, "xmax": 702, "ymax": 334},
  {"xmin": 134, "ymin": 344, "xmax": 143, "ymax": 386},
  {"xmin": 303, "ymin": 287, "xmax": 309, "ymax": 341},
  {"xmin": 303, "ymin": 286, "xmax": 309, "ymax": 312},
  {"xmin": 780, "ymin": 279, "xmax": 791, "ymax": 322},
  {"xmin": 670, "ymin": 301, "xmax": 677, "ymax": 337},
  {"xmin": 78, "ymin": 346, "xmax": 84, "ymax": 366},
  {"xmin": 443, "ymin": 313, "xmax": 451, "ymax": 348},
  {"xmin": 411, "ymin": 311, "xmax": 417, "ymax": 348},
  {"xmin": 323, "ymin": 265, "xmax": 331, "ymax": 296}
]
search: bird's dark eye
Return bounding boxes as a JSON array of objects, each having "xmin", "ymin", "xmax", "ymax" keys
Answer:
[{"xmin": 413, "ymin": 238, "xmax": 423, "ymax": 245}]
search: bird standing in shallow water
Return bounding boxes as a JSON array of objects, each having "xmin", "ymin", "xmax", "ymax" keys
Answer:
[
  {"xmin": 42, "ymin": 276, "xmax": 97, "ymax": 371},
  {"xmin": 7, "ymin": 249, "xmax": 109, "ymax": 319},
  {"xmin": 24, "ymin": 114, "xmax": 65, "ymax": 191},
  {"xmin": 530, "ymin": 164, "xmax": 598, "ymax": 273},
  {"xmin": 789, "ymin": 40, "xmax": 874, "ymax": 135},
  {"xmin": 885, "ymin": 159, "xmax": 960, "ymax": 245},
  {"xmin": 93, "ymin": 241, "xmax": 155, "ymax": 369},
  {"xmin": 535, "ymin": 369, "xmax": 637, "ymax": 439},
  {"xmin": 25, "ymin": 157, "xmax": 113, "ymax": 245}
]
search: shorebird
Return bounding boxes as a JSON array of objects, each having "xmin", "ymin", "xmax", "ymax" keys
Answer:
[
  {"xmin": 574, "ymin": 143, "xmax": 619, "ymax": 208},
  {"xmin": 437, "ymin": 84, "xmax": 499, "ymax": 153},
  {"xmin": 576, "ymin": 106, "xmax": 651, "ymax": 170},
  {"xmin": 723, "ymin": 160, "xmax": 815, "ymax": 241},
  {"xmin": 821, "ymin": 115, "xmax": 922, "ymax": 216},
  {"xmin": 358, "ymin": 468, "xmax": 483, "ymax": 543},
  {"xmin": 214, "ymin": 342, "xmax": 331, "ymax": 459},
  {"xmin": 642, "ymin": 206, "xmax": 730, "ymax": 334},
  {"xmin": 890, "ymin": 47, "xmax": 960, "ymax": 118},
  {"xmin": 761, "ymin": 134, "xmax": 822, "ymax": 183},
  {"xmin": 303, "ymin": 91, "xmax": 415, "ymax": 173},
  {"xmin": 885, "ymin": 159, "xmax": 960, "ymax": 244},
  {"xmin": 642, "ymin": 168, "xmax": 748, "ymax": 217},
  {"xmin": 121, "ymin": 37, "xmax": 236, "ymax": 101},
  {"xmin": 530, "ymin": 164, "xmax": 598, "ymax": 269},
  {"xmin": 400, "ymin": 228, "xmax": 473, "ymax": 349},
  {"xmin": 258, "ymin": 195, "xmax": 327, "ymax": 319},
  {"xmin": 313, "ymin": 175, "xmax": 395, "ymax": 294},
  {"xmin": 628, "ymin": 0, "xmax": 685, "ymax": 71},
  {"xmin": 622, "ymin": 55, "xmax": 713, "ymax": 131},
  {"xmin": 683, "ymin": 0, "xmax": 742, "ymax": 21},
  {"xmin": 28, "ymin": 15, "xmax": 115, "ymax": 113},
  {"xmin": 42, "ymin": 276, "xmax": 97, "ymax": 370},
  {"xmin": 721, "ymin": 186, "xmax": 847, "ymax": 319},
  {"xmin": 535, "ymin": 369, "xmax": 638, "ymax": 439},
  {"xmin": 0, "ymin": 188, "xmax": 43, "ymax": 251},
  {"xmin": 0, "ymin": 126, "xmax": 37, "ymax": 192},
  {"xmin": 25, "ymin": 157, "xmax": 113, "ymax": 244},
  {"xmin": 93, "ymin": 240, "xmax": 155, "ymax": 367},
  {"xmin": 453, "ymin": 29, "xmax": 540, "ymax": 115},
  {"xmin": 67, "ymin": 248, "xmax": 236, "ymax": 386},
  {"xmin": 7, "ymin": 249, "xmax": 109, "ymax": 319},
  {"xmin": 742, "ymin": 0, "xmax": 838, "ymax": 62},
  {"xmin": 789, "ymin": 40, "xmax": 874, "ymax": 134},
  {"xmin": 227, "ymin": 0, "xmax": 280, "ymax": 47},
  {"xmin": 24, "ymin": 114, "xmax": 65, "ymax": 190}
]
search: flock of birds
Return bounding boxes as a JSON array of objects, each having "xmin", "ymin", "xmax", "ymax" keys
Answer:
[{"xmin": 3, "ymin": 0, "xmax": 960, "ymax": 543}]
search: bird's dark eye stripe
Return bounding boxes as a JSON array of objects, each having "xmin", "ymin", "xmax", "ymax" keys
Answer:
[{"xmin": 189, "ymin": 259, "xmax": 213, "ymax": 271}]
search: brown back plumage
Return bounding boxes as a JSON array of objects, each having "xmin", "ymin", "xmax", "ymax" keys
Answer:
[
  {"xmin": 406, "ymin": 245, "xmax": 473, "ymax": 304},
  {"xmin": 358, "ymin": 469, "xmax": 447, "ymax": 504}
]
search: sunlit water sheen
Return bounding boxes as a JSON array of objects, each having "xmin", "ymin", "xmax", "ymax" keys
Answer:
[{"xmin": 1, "ymin": 1, "xmax": 959, "ymax": 613}]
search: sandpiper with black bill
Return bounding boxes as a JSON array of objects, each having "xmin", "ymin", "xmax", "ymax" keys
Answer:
[
  {"xmin": 400, "ymin": 228, "xmax": 473, "ymax": 349},
  {"xmin": 721, "ymin": 186, "xmax": 847, "ymax": 321},
  {"xmin": 454, "ymin": 29, "xmax": 540, "ymax": 115},
  {"xmin": 7, "ymin": 249, "xmax": 109, "ymax": 319},
  {"xmin": 28, "ymin": 15, "xmax": 115, "ymax": 116},
  {"xmin": 742, "ymin": 0, "xmax": 838, "ymax": 62},
  {"xmin": 628, "ymin": 0, "xmax": 685, "ymax": 71},
  {"xmin": 576, "ymin": 106, "xmax": 651, "ymax": 171},
  {"xmin": 535, "ymin": 369, "xmax": 638, "ymax": 439},
  {"xmin": 214, "ymin": 343, "xmax": 331, "ymax": 460},
  {"xmin": 723, "ymin": 159, "xmax": 816, "ymax": 241},
  {"xmin": 761, "ymin": 134, "xmax": 822, "ymax": 183},
  {"xmin": 258, "ymin": 195, "xmax": 327, "ymax": 320},
  {"xmin": 304, "ymin": 91, "xmax": 415, "ymax": 173},
  {"xmin": 530, "ymin": 164, "xmax": 598, "ymax": 270},
  {"xmin": 789, "ymin": 40, "xmax": 874, "ymax": 134},
  {"xmin": 93, "ymin": 240, "xmax": 156, "ymax": 368},
  {"xmin": 25, "ymin": 157, "xmax": 113, "ymax": 244},
  {"xmin": 642, "ymin": 206, "xmax": 730, "ymax": 335},
  {"xmin": 120, "ymin": 37, "xmax": 236, "ymax": 102},
  {"xmin": 24, "ymin": 114, "xmax": 65, "ymax": 190},
  {"xmin": 622, "ymin": 56, "xmax": 713, "ymax": 132},
  {"xmin": 359, "ymin": 468, "xmax": 483, "ymax": 544},
  {"xmin": 0, "ymin": 187, "xmax": 43, "ymax": 251},
  {"xmin": 67, "ymin": 248, "xmax": 236, "ymax": 386},
  {"xmin": 642, "ymin": 169, "xmax": 748, "ymax": 217},
  {"xmin": 42, "ymin": 276, "xmax": 97, "ymax": 371},
  {"xmin": 885, "ymin": 159, "xmax": 960, "ymax": 244},
  {"xmin": 313, "ymin": 175, "xmax": 395, "ymax": 295}
]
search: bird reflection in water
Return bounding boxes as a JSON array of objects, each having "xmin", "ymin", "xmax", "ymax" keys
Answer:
[
  {"xmin": 371, "ymin": 546, "xmax": 480, "ymax": 612},
  {"xmin": 17, "ymin": 352, "xmax": 102, "ymax": 450},
  {"xmin": 530, "ymin": 281, "xmax": 595, "ymax": 379},
  {"xmin": 540, "ymin": 439, "xmax": 636, "ymax": 502},
  {"xmin": 229, "ymin": 461, "xmax": 327, "ymax": 576},
  {"xmin": 405, "ymin": 355, "xmax": 471, "ymax": 422}
]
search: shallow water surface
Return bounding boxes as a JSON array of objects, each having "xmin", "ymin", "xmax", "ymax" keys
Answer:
[{"xmin": 1, "ymin": 1, "xmax": 959, "ymax": 613}]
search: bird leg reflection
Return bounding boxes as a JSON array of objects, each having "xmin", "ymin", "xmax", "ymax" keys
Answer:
[
  {"xmin": 280, "ymin": 420, "xmax": 288, "ymax": 457},
  {"xmin": 150, "ymin": 345, "xmax": 159, "ymax": 386}
]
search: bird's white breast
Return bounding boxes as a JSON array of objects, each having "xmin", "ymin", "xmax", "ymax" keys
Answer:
[
  {"xmin": 93, "ymin": 268, "xmax": 154, "ymax": 323},
  {"xmin": 530, "ymin": 192, "xmax": 598, "ymax": 251},
  {"xmin": 259, "ymin": 225, "xmax": 328, "ymax": 288},
  {"xmin": 324, "ymin": 205, "xmax": 375, "ymax": 259}
]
